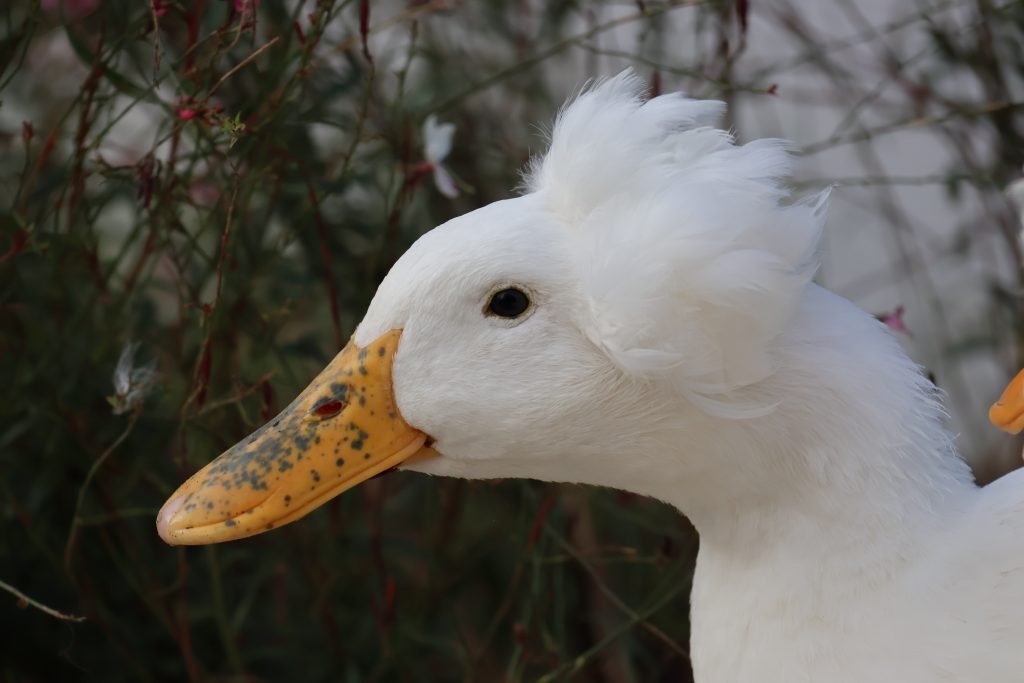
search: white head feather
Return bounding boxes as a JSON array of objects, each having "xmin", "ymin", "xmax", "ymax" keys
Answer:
[{"xmin": 525, "ymin": 71, "xmax": 829, "ymax": 416}]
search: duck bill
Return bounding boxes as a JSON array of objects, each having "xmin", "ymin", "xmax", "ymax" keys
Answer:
[
  {"xmin": 156, "ymin": 329, "xmax": 437, "ymax": 545},
  {"xmin": 990, "ymin": 368, "xmax": 1024, "ymax": 435}
]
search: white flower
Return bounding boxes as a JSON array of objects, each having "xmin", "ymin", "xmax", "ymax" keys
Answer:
[
  {"xmin": 423, "ymin": 114, "xmax": 459, "ymax": 198},
  {"xmin": 109, "ymin": 342, "xmax": 158, "ymax": 415}
]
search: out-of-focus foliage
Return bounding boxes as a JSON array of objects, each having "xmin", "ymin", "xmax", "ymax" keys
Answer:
[{"xmin": 1, "ymin": 0, "xmax": 1021, "ymax": 681}]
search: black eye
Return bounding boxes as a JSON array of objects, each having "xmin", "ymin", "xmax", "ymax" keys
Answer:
[{"xmin": 487, "ymin": 288, "xmax": 530, "ymax": 318}]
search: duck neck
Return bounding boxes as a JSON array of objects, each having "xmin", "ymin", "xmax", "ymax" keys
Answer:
[{"xmin": 645, "ymin": 285, "xmax": 977, "ymax": 578}]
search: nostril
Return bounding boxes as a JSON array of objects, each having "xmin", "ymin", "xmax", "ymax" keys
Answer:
[{"xmin": 311, "ymin": 399, "xmax": 345, "ymax": 419}]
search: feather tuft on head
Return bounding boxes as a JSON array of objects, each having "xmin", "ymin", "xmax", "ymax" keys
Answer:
[{"xmin": 525, "ymin": 70, "xmax": 829, "ymax": 417}]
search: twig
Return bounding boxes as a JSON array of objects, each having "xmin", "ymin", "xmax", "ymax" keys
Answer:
[
  {"xmin": 546, "ymin": 527, "xmax": 689, "ymax": 659},
  {"xmin": 319, "ymin": 0, "xmax": 451, "ymax": 64},
  {"xmin": 793, "ymin": 172, "xmax": 993, "ymax": 189},
  {"xmin": 196, "ymin": 371, "xmax": 276, "ymax": 417},
  {"xmin": 430, "ymin": 0, "xmax": 706, "ymax": 113},
  {"xmin": 536, "ymin": 558, "xmax": 691, "ymax": 682},
  {"xmin": 801, "ymin": 101, "xmax": 1024, "ymax": 155},
  {"xmin": 300, "ymin": 168, "xmax": 345, "ymax": 349},
  {"xmin": 208, "ymin": 36, "xmax": 280, "ymax": 97},
  {"xmin": 64, "ymin": 410, "xmax": 141, "ymax": 577},
  {"xmin": 179, "ymin": 171, "xmax": 243, "ymax": 418},
  {"xmin": 206, "ymin": 547, "xmax": 244, "ymax": 674},
  {"xmin": 0, "ymin": 578, "xmax": 86, "ymax": 623}
]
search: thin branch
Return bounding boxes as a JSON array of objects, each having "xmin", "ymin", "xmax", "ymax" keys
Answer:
[
  {"xmin": 430, "ymin": 0, "xmax": 707, "ymax": 114},
  {"xmin": 794, "ymin": 172, "xmax": 994, "ymax": 189},
  {"xmin": 64, "ymin": 410, "xmax": 141, "ymax": 577},
  {"xmin": 546, "ymin": 527, "xmax": 690, "ymax": 660},
  {"xmin": 208, "ymin": 36, "xmax": 280, "ymax": 97},
  {"xmin": 801, "ymin": 101, "xmax": 1024, "ymax": 155},
  {"xmin": 0, "ymin": 579, "xmax": 86, "ymax": 623}
]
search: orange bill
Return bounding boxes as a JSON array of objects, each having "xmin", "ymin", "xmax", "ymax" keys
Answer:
[
  {"xmin": 990, "ymin": 368, "xmax": 1024, "ymax": 435},
  {"xmin": 156, "ymin": 329, "xmax": 437, "ymax": 545}
]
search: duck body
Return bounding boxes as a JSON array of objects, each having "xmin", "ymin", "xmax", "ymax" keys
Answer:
[{"xmin": 158, "ymin": 72, "xmax": 1024, "ymax": 682}]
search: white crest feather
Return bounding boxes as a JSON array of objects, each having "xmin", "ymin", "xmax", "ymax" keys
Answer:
[{"xmin": 525, "ymin": 70, "xmax": 829, "ymax": 416}]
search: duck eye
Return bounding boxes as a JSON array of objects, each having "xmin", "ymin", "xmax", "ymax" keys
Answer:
[{"xmin": 486, "ymin": 288, "xmax": 530, "ymax": 318}]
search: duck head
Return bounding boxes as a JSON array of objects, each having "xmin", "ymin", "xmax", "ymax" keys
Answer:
[{"xmin": 157, "ymin": 71, "xmax": 829, "ymax": 545}]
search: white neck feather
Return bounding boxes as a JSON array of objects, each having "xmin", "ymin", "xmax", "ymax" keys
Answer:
[
  {"xmin": 606, "ymin": 284, "xmax": 980, "ymax": 679},
  {"xmin": 602, "ymin": 284, "xmax": 976, "ymax": 540}
]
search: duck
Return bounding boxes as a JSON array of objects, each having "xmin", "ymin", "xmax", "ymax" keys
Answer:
[{"xmin": 156, "ymin": 71, "xmax": 1024, "ymax": 682}]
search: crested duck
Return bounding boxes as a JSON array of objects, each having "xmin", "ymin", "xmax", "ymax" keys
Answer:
[{"xmin": 157, "ymin": 72, "xmax": 1024, "ymax": 682}]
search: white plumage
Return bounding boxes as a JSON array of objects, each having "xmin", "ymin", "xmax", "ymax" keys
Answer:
[
  {"xmin": 192, "ymin": 70, "xmax": 1022, "ymax": 681},
  {"xmin": 352, "ymin": 71, "xmax": 1024, "ymax": 681},
  {"xmin": 524, "ymin": 77, "xmax": 829, "ymax": 416}
]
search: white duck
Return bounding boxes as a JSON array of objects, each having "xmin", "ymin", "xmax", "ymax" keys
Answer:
[{"xmin": 157, "ymin": 71, "xmax": 1024, "ymax": 682}]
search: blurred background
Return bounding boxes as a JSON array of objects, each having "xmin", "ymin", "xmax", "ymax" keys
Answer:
[{"xmin": 1, "ymin": 0, "xmax": 1022, "ymax": 680}]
